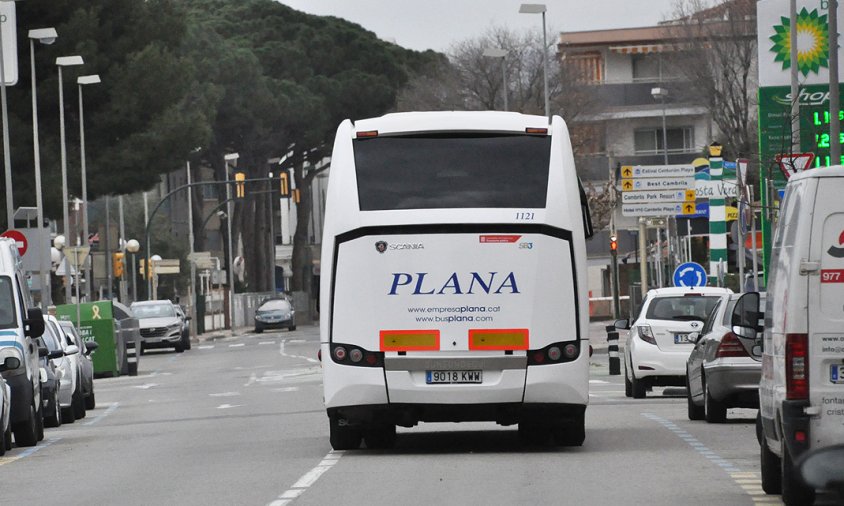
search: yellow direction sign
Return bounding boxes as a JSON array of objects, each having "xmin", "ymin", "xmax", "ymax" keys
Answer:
[
  {"xmin": 681, "ymin": 203, "xmax": 697, "ymax": 215},
  {"xmin": 621, "ymin": 166, "xmax": 634, "ymax": 178},
  {"xmin": 684, "ymin": 189, "xmax": 696, "ymax": 201},
  {"xmin": 621, "ymin": 179, "xmax": 634, "ymax": 191}
]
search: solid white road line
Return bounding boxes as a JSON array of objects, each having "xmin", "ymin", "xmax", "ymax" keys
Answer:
[
  {"xmin": 268, "ymin": 450, "xmax": 344, "ymax": 506},
  {"xmin": 0, "ymin": 437, "xmax": 60, "ymax": 466},
  {"xmin": 84, "ymin": 402, "xmax": 120, "ymax": 426}
]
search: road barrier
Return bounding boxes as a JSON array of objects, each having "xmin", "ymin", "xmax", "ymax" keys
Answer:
[{"xmin": 606, "ymin": 324, "xmax": 620, "ymax": 375}]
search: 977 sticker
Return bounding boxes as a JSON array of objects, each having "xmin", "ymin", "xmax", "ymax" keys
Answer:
[{"xmin": 821, "ymin": 269, "xmax": 844, "ymax": 283}]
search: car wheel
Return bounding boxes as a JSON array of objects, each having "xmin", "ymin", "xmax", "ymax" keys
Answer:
[
  {"xmin": 760, "ymin": 438, "xmax": 782, "ymax": 495},
  {"xmin": 623, "ymin": 359, "xmax": 633, "ymax": 397},
  {"xmin": 363, "ymin": 423, "xmax": 397, "ymax": 449},
  {"xmin": 704, "ymin": 382, "xmax": 726, "ymax": 423},
  {"xmin": 0, "ymin": 422, "xmax": 6, "ymax": 456},
  {"xmin": 35, "ymin": 403, "xmax": 44, "ymax": 442},
  {"xmin": 686, "ymin": 374, "xmax": 704, "ymax": 421},
  {"xmin": 289, "ymin": 325, "xmax": 296, "ymax": 331},
  {"xmin": 781, "ymin": 440, "xmax": 815, "ymax": 505},
  {"xmin": 631, "ymin": 371, "xmax": 647, "ymax": 399},
  {"xmin": 13, "ymin": 402, "xmax": 38, "ymax": 447},
  {"xmin": 44, "ymin": 391, "xmax": 62, "ymax": 428},
  {"xmin": 85, "ymin": 389, "xmax": 96, "ymax": 411},
  {"xmin": 552, "ymin": 412, "xmax": 586, "ymax": 447},
  {"xmin": 61, "ymin": 403, "xmax": 76, "ymax": 423},
  {"xmin": 4, "ymin": 421, "xmax": 12, "ymax": 451},
  {"xmin": 254, "ymin": 326, "xmax": 263, "ymax": 334},
  {"xmin": 72, "ymin": 385, "xmax": 86, "ymax": 420},
  {"xmin": 329, "ymin": 416, "xmax": 361, "ymax": 451},
  {"xmin": 175, "ymin": 342, "xmax": 185, "ymax": 353}
]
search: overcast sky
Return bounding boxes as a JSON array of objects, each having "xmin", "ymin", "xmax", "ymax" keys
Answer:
[{"xmin": 277, "ymin": 0, "xmax": 680, "ymax": 52}]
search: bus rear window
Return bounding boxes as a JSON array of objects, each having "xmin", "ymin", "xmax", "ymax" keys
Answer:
[{"xmin": 353, "ymin": 134, "xmax": 551, "ymax": 210}]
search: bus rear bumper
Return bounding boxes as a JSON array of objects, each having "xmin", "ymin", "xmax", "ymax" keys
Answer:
[{"xmin": 328, "ymin": 402, "xmax": 586, "ymax": 428}]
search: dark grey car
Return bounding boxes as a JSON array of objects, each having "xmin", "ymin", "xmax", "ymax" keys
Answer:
[{"xmin": 254, "ymin": 298, "xmax": 296, "ymax": 333}]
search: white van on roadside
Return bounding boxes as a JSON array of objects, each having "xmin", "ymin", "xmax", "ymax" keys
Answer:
[
  {"xmin": 755, "ymin": 166, "xmax": 844, "ymax": 504},
  {"xmin": 0, "ymin": 237, "xmax": 46, "ymax": 447}
]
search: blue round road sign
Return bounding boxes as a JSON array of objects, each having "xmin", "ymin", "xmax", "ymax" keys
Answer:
[{"xmin": 673, "ymin": 262, "xmax": 708, "ymax": 288}]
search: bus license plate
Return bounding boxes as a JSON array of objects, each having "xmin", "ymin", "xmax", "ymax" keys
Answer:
[
  {"xmin": 426, "ymin": 370, "xmax": 482, "ymax": 384},
  {"xmin": 831, "ymin": 364, "xmax": 844, "ymax": 384}
]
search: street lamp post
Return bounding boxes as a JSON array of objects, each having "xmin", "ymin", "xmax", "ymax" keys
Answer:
[
  {"xmin": 519, "ymin": 3, "xmax": 549, "ymax": 119},
  {"xmin": 28, "ymin": 27, "xmax": 57, "ymax": 308},
  {"xmin": 77, "ymin": 74, "xmax": 100, "ymax": 301},
  {"xmin": 56, "ymin": 55, "xmax": 84, "ymax": 303},
  {"xmin": 0, "ymin": 1, "xmax": 21, "ymax": 230},
  {"xmin": 651, "ymin": 87, "xmax": 670, "ymax": 165},
  {"xmin": 126, "ymin": 239, "xmax": 140, "ymax": 302},
  {"xmin": 223, "ymin": 153, "xmax": 238, "ymax": 330},
  {"xmin": 482, "ymin": 47, "xmax": 508, "ymax": 111}
]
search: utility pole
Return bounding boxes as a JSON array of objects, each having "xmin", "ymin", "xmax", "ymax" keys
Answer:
[
  {"xmin": 790, "ymin": 0, "xmax": 800, "ymax": 153},
  {"xmin": 830, "ymin": 0, "xmax": 841, "ymax": 165},
  {"xmin": 186, "ymin": 161, "xmax": 197, "ymax": 338},
  {"xmin": 609, "ymin": 157, "xmax": 620, "ymax": 319}
]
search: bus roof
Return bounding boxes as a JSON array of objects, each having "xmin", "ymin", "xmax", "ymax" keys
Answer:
[{"xmin": 353, "ymin": 111, "xmax": 558, "ymax": 136}]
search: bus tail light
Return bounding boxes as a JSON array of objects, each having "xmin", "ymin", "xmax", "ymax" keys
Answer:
[
  {"xmin": 330, "ymin": 343, "xmax": 384, "ymax": 368},
  {"xmin": 786, "ymin": 333, "xmax": 809, "ymax": 400},
  {"xmin": 715, "ymin": 332, "xmax": 748, "ymax": 358},
  {"xmin": 527, "ymin": 341, "xmax": 580, "ymax": 366}
]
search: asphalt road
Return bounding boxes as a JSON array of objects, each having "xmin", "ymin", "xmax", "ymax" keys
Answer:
[{"xmin": 0, "ymin": 325, "xmax": 833, "ymax": 505}]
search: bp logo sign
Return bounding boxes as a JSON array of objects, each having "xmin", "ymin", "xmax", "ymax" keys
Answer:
[{"xmin": 770, "ymin": 7, "xmax": 830, "ymax": 76}]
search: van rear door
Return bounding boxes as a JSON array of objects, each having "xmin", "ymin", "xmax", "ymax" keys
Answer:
[{"xmin": 807, "ymin": 177, "xmax": 844, "ymax": 446}]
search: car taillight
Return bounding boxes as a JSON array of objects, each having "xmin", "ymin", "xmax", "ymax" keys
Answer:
[
  {"xmin": 786, "ymin": 333, "xmax": 809, "ymax": 400},
  {"xmin": 715, "ymin": 332, "xmax": 748, "ymax": 358},
  {"xmin": 637, "ymin": 325, "xmax": 656, "ymax": 345}
]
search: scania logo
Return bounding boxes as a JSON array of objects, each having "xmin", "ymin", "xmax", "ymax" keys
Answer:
[
  {"xmin": 828, "ymin": 230, "xmax": 844, "ymax": 258},
  {"xmin": 375, "ymin": 241, "xmax": 387, "ymax": 254}
]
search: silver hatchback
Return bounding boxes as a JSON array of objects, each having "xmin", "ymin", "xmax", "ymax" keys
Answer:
[{"xmin": 686, "ymin": 292, "xmax": 763, "ymax": 423}]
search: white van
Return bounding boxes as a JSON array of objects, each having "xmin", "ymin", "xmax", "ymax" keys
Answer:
[
  {"xmin": 756, "ymin": 166, "xmax": 844, "ymax": 504},
  {"xmin": 0, "ymin": 237, "xmax": 46, "ymax": 447}
]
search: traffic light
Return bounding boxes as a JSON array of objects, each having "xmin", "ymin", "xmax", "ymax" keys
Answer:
[
  {"xmin": 610, "ymin": 235, "xmax": 618, "ymax": 253},
  {"xmin": 235, "ymin": 172, "xmax": 246, "ymax": 199},
  {"xmin": 293, "ymin": 188, "xmax": 301, "ymax": 204},
  {"xmin": 279, "ymin": 172, "xmax": 290, "ymax": 197},
  {"xmin": 139, "ymin": 258, "xmax": 147, "ymax": 280},
  {"xmin": 113, "ymin": 252, "xmax": 125, "ymax": 278}
]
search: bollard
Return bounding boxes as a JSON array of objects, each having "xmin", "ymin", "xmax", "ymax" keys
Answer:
[{"xmin": 606, "ymin": 325, "xmax": 620, "ymax": 375}]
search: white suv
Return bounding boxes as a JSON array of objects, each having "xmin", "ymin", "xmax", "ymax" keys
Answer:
[{"xmin": 616, "ymin": 286, "xmax": 732, "ymax": 398}]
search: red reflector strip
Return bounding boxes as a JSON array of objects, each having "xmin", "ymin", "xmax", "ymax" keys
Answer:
[
  {"xmin": 468, "ymin": 329, "xmax": 529, "ymax": 350},
  {"xmin": 525, "ymin": 127, "xmax": 548, "ymax": 135},
  {"xmin": 379, "ymin": 330, "xmax": 440, "ymax": 351},
  {"xmin": 356, "ymin": 130, "xmax": 379, "ymax": 138}
]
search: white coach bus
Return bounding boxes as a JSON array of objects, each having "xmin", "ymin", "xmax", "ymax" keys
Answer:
[{"xmin": 320, "ymin": 111, "xmax": 593, "ymax": 450}]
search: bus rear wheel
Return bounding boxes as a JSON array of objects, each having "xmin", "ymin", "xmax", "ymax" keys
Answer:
[
  {"xmin": 552, "ymin": 413, "xmax": 585, "ymax": 447},
  {"xmin": 329, "ymin": 416, "xmax": 361, "ymax": 451},
  {"xmin": 363, "ymin": 423, "xmax": 396, "ymax": 449}
]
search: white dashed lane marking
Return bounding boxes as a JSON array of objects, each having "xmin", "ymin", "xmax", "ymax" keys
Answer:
[{"xmin": 267, "ymin": 450, "xmax": 344, "ymax": 506}]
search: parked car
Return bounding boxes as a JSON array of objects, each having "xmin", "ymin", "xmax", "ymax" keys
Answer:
[
  {"xmin": 0, "ymin": 356, "xmax": 21, "ymax": 455},
  {"xmin": 0, "ymin": 237, "xmax": 47, "ymax": 448},
  {"xmin": 131, "ymin": 300, "xmax": 189, "ymax": 353},
  {"xmin": 44, "ymin": 315, "xmax": 86, "ymax": 422},
  {"xmin": 757, "ymin": 166, "xmax": 844, "ymax": 504},
  {"xmin": 172, "ymin": 304, "xmax": 191, "ymax": 350},
  {"xmin": 59, "ymin": 321, "xmax": 98, "ymax": 410},
  {"xmin": 686, "ymin": 292, "xmax": 763, "ymax": 423},
  {"xmin": 254, "ymin": 298, "xmax": 296, "ymax": 333},
  {"xmin": 616, "ymin": 286, "xmax": 732, "ymax": 398},
  {"xmin": 36, "ymin": 329, "xmax": 64, "ymax": 428}
]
